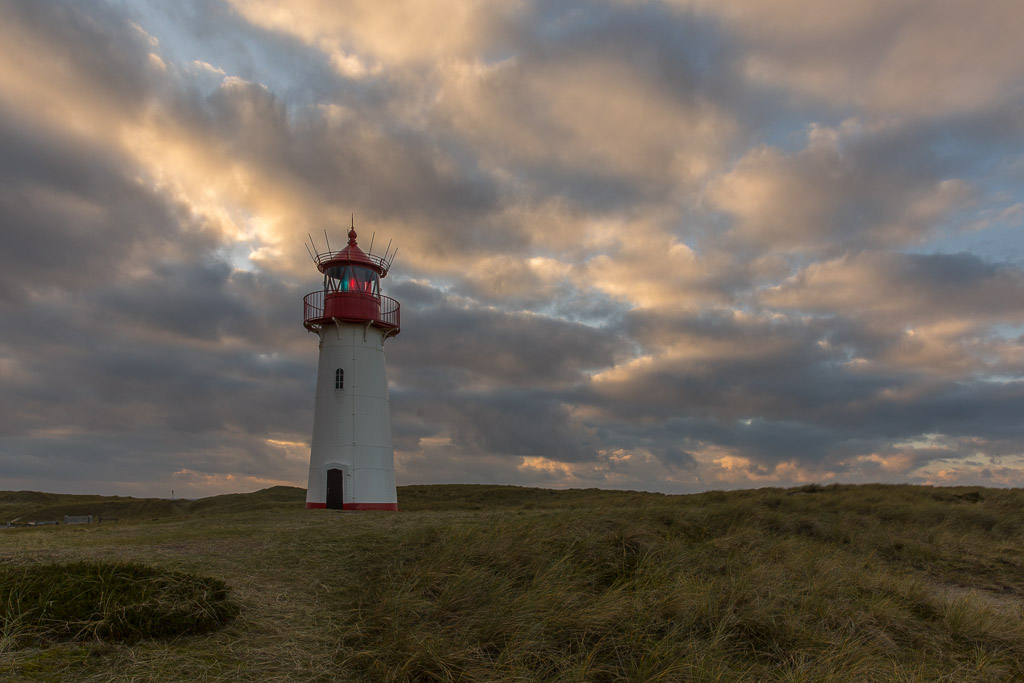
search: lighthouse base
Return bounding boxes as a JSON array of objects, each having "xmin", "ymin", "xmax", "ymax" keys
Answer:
[
  {"xmin": 305, "ymin": 461, "xmax": 398, "ymax": 510},
  {"xmin": 305, "ymin": 502, "xmax": 399, "ymax": 511}
]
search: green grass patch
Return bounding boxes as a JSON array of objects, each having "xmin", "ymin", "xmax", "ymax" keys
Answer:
[{"xmin": 1, "ymin": 561, "xmax": 238, "ymax": 648}]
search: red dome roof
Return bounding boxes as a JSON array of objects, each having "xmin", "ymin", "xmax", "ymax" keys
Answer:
[{"xmin": 315, "ymin": 228, "xmax": 388, "ymax": 276}]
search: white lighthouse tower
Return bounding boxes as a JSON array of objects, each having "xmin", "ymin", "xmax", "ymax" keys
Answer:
[{"xmin": 302, "ymin": 224, "xmax": 400, "ymax": 510}]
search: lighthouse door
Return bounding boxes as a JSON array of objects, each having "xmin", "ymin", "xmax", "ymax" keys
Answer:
[{"xmin": 325, "ymin": 468, "xmax": 345, "ymax": 509}]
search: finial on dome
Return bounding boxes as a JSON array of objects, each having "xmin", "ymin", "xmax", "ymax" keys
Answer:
[{"xmin": 348, "ymin": 213, "xmax": 357, "ymax": 244}]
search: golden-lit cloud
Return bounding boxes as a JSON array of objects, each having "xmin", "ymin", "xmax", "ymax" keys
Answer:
[
  {"xmin": 226, "ymin": 0, "xmax": 525, "ymax": 69},
  {"xmin": 708, "ymin": 122, "xmax": 975, "ymax": 252},
  {"xmin": 436, "ymin": 56, "xmax": 736, "ymax": 192},
  {"xmin": 674, "ymin": 0, "xmax": 1024, "ymax": 116}
]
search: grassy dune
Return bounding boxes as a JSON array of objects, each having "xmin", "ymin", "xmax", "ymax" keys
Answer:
[
  {"xmin": 0, "ymin": 486, "xmax": 302, "ymax": 524},
  {"xmin": 2, "ymin": 483, "xmax": 1024, "ymax": 681}
]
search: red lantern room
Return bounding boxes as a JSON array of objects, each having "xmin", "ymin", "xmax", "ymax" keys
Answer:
[{"xmin": 303, "ymin": 226, "xmax": 400, "ymax": 337}]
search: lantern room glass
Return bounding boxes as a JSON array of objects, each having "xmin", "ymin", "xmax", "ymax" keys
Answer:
[{"xmin": 325, "ymin": 265, "xmax": 380, "ymax": 296}]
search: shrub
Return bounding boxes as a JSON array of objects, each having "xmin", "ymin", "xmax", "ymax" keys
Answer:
[{"xmin": 1, "ymin": 561, "xmax": 238, "ymax": 648}]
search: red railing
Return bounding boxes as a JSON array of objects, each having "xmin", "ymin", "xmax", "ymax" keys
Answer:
[
  {"xmin": 313, "ymin": 249, "xmax": 392, "ymax": 276},
  {"xmin": 303, "ymin": 290, "xmax": 324, "ymax": 325},
  {"xmin": 379, "ymin": 294, "xmax": 400, "ymax": 328},
  {"xmin": 303, "ymin": 290, "xmax": 400, "ymax": 333}
]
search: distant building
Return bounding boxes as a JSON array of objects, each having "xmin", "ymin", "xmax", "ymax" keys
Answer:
[{"xmin": 64, "ymin": 515, "xmax": 92, "ymax": 525}]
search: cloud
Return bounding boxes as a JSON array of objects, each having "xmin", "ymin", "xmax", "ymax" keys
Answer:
[
  {"xmin": 1, "ymin": 0, "xmax": 1023, "ymax": 497},
  {"xmin": 0, "ymin": 1, "xmax": 156, "ymax": 130},
  {"xmin": 389, "ymin": 282, "xmax": 627, "ymax": 391},
  {"xmin": 225, "ymin": 0, "xmax": 512, "ymax": 67},
  {"xmin": 761, "ymin": 251, "xmax": 1024, "ymax": 378},
  {"xmin": 763, "ymin": 252, "xmax": 1024, "ymax": 324},
  {"xmin": 707, "ymin": 121, "xmax": 976, "ymax": 253},
  {"xmin": 677, "ymin": 0, "xmax": 1024, "ymax": 117}
]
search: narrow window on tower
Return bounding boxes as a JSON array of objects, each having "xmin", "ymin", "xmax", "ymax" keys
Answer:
[{"xmin": 335, "ymin": 368, "xmax": 344, "ymax": 390}]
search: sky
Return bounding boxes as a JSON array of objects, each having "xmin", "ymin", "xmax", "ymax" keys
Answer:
[{"xmin": 1, "ymin": 0, "xmax": 1023, "ymax": 498}]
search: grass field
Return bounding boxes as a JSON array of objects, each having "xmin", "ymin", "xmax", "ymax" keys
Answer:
[{"xmin": 2, "ymin": 483, "xmax": 1024, "ymax": 681}]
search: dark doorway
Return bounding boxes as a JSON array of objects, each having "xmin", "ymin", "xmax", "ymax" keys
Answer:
[{"xmin": 326, "ymin": 468, "xmax": 345, "ymax": 509}]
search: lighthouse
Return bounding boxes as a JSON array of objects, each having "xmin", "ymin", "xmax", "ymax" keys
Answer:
[{"xmin": 302, "ymin": 224, "xmax": 400, "ymax": 510}]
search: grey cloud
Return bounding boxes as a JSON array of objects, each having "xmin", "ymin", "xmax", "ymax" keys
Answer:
[
  {"xmin": 388, "ymin": 282, "xmax": 627, "ymax": 391},
  {"xmin": 0, "ymin": 315, "xmax": 313, "ymax": 439},
  {"xmin": 0, "ymin": 110, "xmax": 212, "ymax": 303},
  {"xmin": 1, "ymin": 0, "xmax": 154, "ymax": 110},
  {"xmin": 528, "ymin": 0, "xmax": 736, "ymax": 104},
  {"xmin": 576, "ymin": 299, "xmax": 1024, "ymax": 473},
  {"xmin": 836, "ymin": 380, "xmax": 1024, "ymax": 442},
  {"xmin": 94, "ymin": 261, "xmax": 244, "ymax": 340},
  {"xmin": 763, "ymin": 252, "xmax": 1024, "ymax": 325},
  {"xmin": 393, "ymin": 388, "xmax": 597, "ymax": 463},
  {"xmin": 647, "ymin": 444, "xmax": 698, "ymax": 471},
  {"xmin": 0, "ymin": 427, "xmax": 303, "ymax": 495}
]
